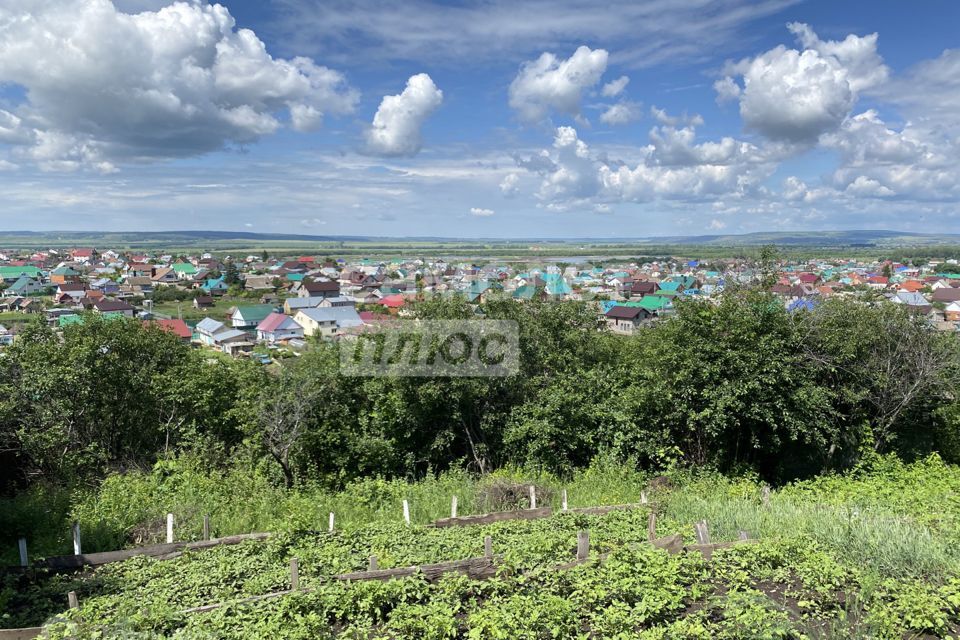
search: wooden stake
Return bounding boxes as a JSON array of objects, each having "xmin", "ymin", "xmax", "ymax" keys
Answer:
[
  {"xmin": 576, "ymin": 530, "xmax": 590, "ymax": 561},
  {"xmin": 694, "ymin": 520, "xmax": 711, "ymax": 545},
  {"xmin": 18, "ymin": 537, "xmax": 28, "ymax": 567},
  {"xmin": 289, "ymin": 557, "xmax": 299, "ymax": 591},
  {"xmin": 368, "ymin": 555, "xmax": 378, "ymax": 571},
  {"xmin": 402, "ymin": 500, "xmax": 411, "ymax": 525},
  {"xmin": 528, "ymin": 485, "xmax": 537, "ymax": 510},
  {"xmin": 329, "ymin": 512, "xmax": 335, "ymax": 533},
  {"xmin": 166, "ymin": 513, "xmax": 174, "ymax": 544},
  {"xmin": 647, "ymin": 512, "xmax": 657, "ymax": 542},
  {"xmin": 68, "ymin": 591, "xmax": 79, "ymax": 609},
  {"xmin": 483, "ymin": 535, "xmax": 492, "ymax": 558},
  {"xmin": 761, "ymin": 485, "xmax": 771, "ymax": 508},
  {"xmin": 451, "ymin": 495, "xmax": 458, "ymax": 519},
  {"xmin": 202, "ymin": 515, "xmax": 210, "ymax": 541},
  {"xmin": 640, "ymin": 490, "xmax": 648, "ymax": 504},
  {"xmin": 561, "ymin": 489, "xmax": 568, "ymax": 511},
  {"xmin": 72, "ymin": 522, "xmax": 81, "ymax": 556}
]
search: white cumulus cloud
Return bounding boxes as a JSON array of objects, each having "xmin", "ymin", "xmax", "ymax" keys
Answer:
[
  {"xmin": 469, "ymin": 207, "xmax": 495, "ymax": 216},
  {"xmin": 0, "ymin": 0, "xmax": 359, "ymax": 169},
  {"xmin": 715, "ymin": 24, "xmax": 888, "ymax": 143},
  {"xmin": 509, "ymin": 46, "xmax": 608, "ymax": 123},
  {"xmin": 364, "ymin": 73, "xmax": 443, "ymax": 157},
  {"xmin": 600, "ymin": 101, "xmax": 642, "ymax": 126},
  {"xmin": 601, "ymin": 75, "xmax": 629, "ymax": 97}
]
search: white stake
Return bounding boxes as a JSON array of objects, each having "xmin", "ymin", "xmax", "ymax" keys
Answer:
[
  {"xmin": 403, "ymin": 499, "xmax": 410, "ymax": 525},
  {"xmin": 451, "ymin": 495, "xmax": 458, "ymax": 518},
  {"xmin": 18, "ymin": 538, "xmax": 28, "ymax": 567},
  {"xmin": 562, "ymin": 489, "xmax": 568, "ymax": 511},
  {"xmin": 329, "ymin": 512, "xmax": 335, "ymax": 533},
  {"xmin": 166, "ymin": 513, "xmax": 174, "ymax": 544},
  {"xmin": 72, "ymin": 522, "xmax": 81, "ymax": 556},
  {"xmin": 529, "ymin": 485, "xmax": 537, "ymax": 510},
  {"xmin": 640, "ymin": 491, "xmax": 648, "ymax": 504}
]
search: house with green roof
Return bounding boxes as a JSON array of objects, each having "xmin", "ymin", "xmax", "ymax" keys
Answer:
[
  {"xmin": 172, "ymin": 262, "xmax": 198, "ymax": 278},
  {"xmin": 230, "ymin": 304, "xmax": 275, "ymax": 329},
  {"xmin": 0, "ymin": 266, "xmax": 43, "ymax": 282},
  {"xmin": 3, "ymin": 276, "xmax": 44, "ymax": 296}
]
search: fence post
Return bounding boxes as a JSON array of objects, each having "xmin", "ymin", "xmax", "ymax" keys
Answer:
[
  {"xmin": 290, "ymin": 557, "xmax": 300, "ymax": 591},
  {"xmin": 402, "ymin": 500, "xmax": 411, "ymax": 526},
  {"xmin": 483, "ymin": 535, "xmax": 492, "ymax": 558},
  {"xmin": 640, "ymin": 490, "xmax": 648, "ymax": 504},
  {"xmin": 202, "ymin": 515, "xmax": 210, "ymax": 541},
  {"xmin": 528, "ymin": 485, "xmax": 537, "ymax": 510},
  {"xmin": 694, "ymin": 520, "xmax": 711, "ymax": 545},
  {"xmin": 647, "ymin": 512, "xmax": 657, "ymax": 542},
  {"xmin": 561, "ymin": 489, "xmax": 568, "ymax": 511},
  {"xmin": 576, "ymin": 530, "xmax": 590, "ymax": 561},
  {"xmin": 451, "ymin": 495, "xmax": 458, "ymax": 519},
  {"xmin": 166, "ymin": 513, "xmax": 174, "ymax": 544},
  {"xmin": 72, "ymin": 522, "xmax": 81, "ymax": 556},
  {"xmin": 368, "ymin": 555, "xmax": 378, "ymax": 571},
  {"xmin": 18, "ymin": 538, "xmax": 28, "ymax": 567},
  {"xmin": 761, "ymin": 485, "xmax": 771, "ymax": 508},
  {"xmin": 329, "ymin": 512, "xmax": 335, "ymax": 533},
  {"xmin": 68, "ymin": 591, "xmax": 79, "ymax": 609}
]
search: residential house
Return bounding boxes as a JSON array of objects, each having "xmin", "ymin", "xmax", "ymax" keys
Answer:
[
  {"xmin": 145, "ymin": 319, "xmax": 192, "ymax": 343},
  {"xmin": 298, "ymin": 279, "xmax": 340, "ymax": 299},
  {"xmin": 604, "ymin": 305, "xmax": 653, "ymax": 334},
  {"xmin": 202, "ymin": 277, "xmax": 228, "ymax": 296},
  {"xmin": 193, "ymin": 295, "xmax": 214, "ymax": 309},
  {"xmin": 3, "ymin": 276, "xmax": 44, "ymax": 297},
  {"xmin": 196, "ymin": 317, "xmax": 231, "ymax": 346},
  {"xmin": 93, "ymin": 299, "xmax": 135, "ymax": 318},
  {"xmin": 231, "ymin": 304, "xmax": 275, "ymax": 329},
  {"xmin": 256, "ymin": 312, "xmax": 305, "ymax": 343},
  {"xmin": 293, "ymin": 306, "xmax": 363, "ymax": 337}
]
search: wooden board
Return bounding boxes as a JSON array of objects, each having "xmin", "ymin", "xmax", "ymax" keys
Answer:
[{"xmin": 430, "ymin": 507, "xmax": 553, "ymax": 528}]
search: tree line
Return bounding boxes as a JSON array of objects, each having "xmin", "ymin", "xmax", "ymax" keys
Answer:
[{"xmin": 2, "ymin": 289, "xmax": 959, "ymax": 495}]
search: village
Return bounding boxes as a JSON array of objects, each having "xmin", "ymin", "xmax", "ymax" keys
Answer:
[{"xmin": 0, "ymin": 247, "xmax": 959, "ymax": 355}]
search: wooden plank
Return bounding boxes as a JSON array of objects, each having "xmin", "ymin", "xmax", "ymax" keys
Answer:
[
  {"xmin": 567, "ymin": 503, "xmax": 644, "ymax": 516},
  {"xmin": 335, "ymin": 556, "xmax": 497, "ymax": 583},
  {"xmin": 430, "ymin": 507, "xmax": 553, "ymax": 528},
  {"xmin": 650, "ymin": 534, "xmax": 684, "ymax": 555},
  {"xmin": 0, "ymin": 627, "xmax": 43, "ymax": 640},
  {"xmin": 38, "ymin": 532, "xmax": 271, "ymax": 569},
  {"xmin": 684, "ymin": 539, "xmax": 759, "ymax": 561}
]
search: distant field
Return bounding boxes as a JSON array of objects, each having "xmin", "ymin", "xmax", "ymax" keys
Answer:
[{"xmin": 2, "ymin": 230, "xmax": 960, "ymax": 261}]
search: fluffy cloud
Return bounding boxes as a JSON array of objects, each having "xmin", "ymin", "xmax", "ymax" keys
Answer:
[
  {"xmin": 499, "ymin": 172, "xmax": 520, "ymax": 196},
  {"xmin": 469, "ymin": 207, "xmax": 495, "ymax": 216},
  {"xmin": 0, "ymin": 0, "xmax": 359, "ymax": 169},
  {"xmin": 515, "ymin": 119, "xmax": 773, "ymax": 210},
  {"xmin": 509, "ymin": 46, "xmax": 608, "ymax": 123},
  {"xmin": 601, "ymin": 75, "xmax": 629, "ymax": 98},
  {"xmin": 716, "ymin": 24, "xmax": 888, "ymax": 143},
  {"xmin": 844, "ymin": 175, "xmax": 894, "ymax": 198},
  {"xmin": 599, "ymin": 101, "xmax": 642, "ymax": 126},
  {"xmin": 364, "ymin": 73, "xmax": 443, "ymax": 157}
]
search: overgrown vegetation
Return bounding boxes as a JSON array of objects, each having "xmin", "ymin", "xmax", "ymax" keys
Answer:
[
  {"xmin": 3, "ymin": 287, "xmax": 960, "ymax": 636},
  {"xmin": 6, "ymin": 456, "xmax": 960, "ymax": 638}
]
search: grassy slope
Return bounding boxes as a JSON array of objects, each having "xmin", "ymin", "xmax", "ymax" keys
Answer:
[{"xmin": 5, "ymin": 456, "xmax": 960, "ymax": 638}]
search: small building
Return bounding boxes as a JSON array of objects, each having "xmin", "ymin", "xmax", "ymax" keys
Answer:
[
  {"xmin": 604, "ymin": 305, "xmax": 652, "ymax": 334},
  {"xmin": 145, "ymin": 319, "xmax": 193, "ymax": 343},
  {"xmin": 93, "ymin": 299, "xmax": 135, "ymax": 318}
]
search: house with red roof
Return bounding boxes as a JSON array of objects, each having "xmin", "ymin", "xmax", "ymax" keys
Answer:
[{"xmin": 145, "ymin": 319, "xmax": 192, "ymax": 343}]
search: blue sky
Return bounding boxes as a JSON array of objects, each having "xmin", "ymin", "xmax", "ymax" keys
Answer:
[{"xmin": 0, "ymin": 0, "xmax": 958, "ymax": 238}]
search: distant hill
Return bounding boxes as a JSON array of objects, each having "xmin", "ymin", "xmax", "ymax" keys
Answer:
[{"xmin": 0, "ymin": 229, "xmax": 957, "ymax": 250}]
